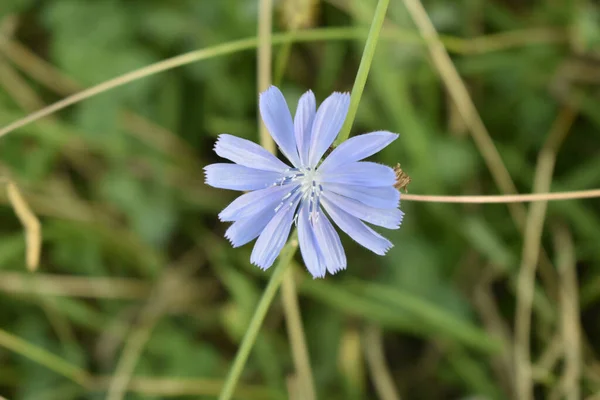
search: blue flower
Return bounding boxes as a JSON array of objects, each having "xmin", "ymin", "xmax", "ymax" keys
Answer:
[{"xmin": 204, "ymin": 86, "xmax": 403, "ymax": 278}]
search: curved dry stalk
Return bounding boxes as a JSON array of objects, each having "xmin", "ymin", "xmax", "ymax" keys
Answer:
[
  {"xmin": 364, "ymin": 325, "xmax": 401, "ymax": 400},
  {"xmin": 5, "ymin": 181, "xmax": 41, "ymax": 271}
]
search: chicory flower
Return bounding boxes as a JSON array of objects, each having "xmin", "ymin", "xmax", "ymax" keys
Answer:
[{"xmin": 205, "ymin": 86, "xmax": 403, "ymax": 278}]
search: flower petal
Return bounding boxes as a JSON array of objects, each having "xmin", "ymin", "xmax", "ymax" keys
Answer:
[
  {"xmin": 204, "ymin": 164, "xmax": 282, "ymax": 191},
  {"xmin": 322, "ymin": 183, "xmax": 399, "ymax": 209},
  {"xmin": 308, "ymin": 92, "xmax": 350, "ymax": 167},
  {"xmin": 250, "ymin": 197, "xmax": 300, "ymax": 269},
  {"xmin": 297, "ymin": 202, "xmax": 326, "ymax": 278},
  {"xmin": 225, "ymin": 208, "xmax": 275, "ymax": 248},
  {"xmin": 312, "ymin": 210, "xmax": 346, "ymax": 274},
  {"xmin": 259, "ymin": 86, "xmax": 301, "ymax": 166},
  {"xmin": 294, "ymin": 90, "xmax": 316, "ymax": 167},
  {"xmin": 215, "ymin": 134, "xmax": 289, "ymax": 172},
  {"xmin": 219, "ymin": 183, "xmax": 299, "ymax": 222},
  {"xmin": 319, "ymin": 162, "xmax": 396, "ymax": 187},
  {"xmin": 322, "ymin": 190, "xmax": 403, "ymax": 229},
  {"xmin": 318, "ymin": 131, "xmax": 398, "ymax": 172},
  {"xmin": 321, "ymin": 199, "xmax": 393, "ymax": 255}
]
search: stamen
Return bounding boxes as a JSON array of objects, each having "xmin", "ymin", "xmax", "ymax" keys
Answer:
[
  {"xmin": 273, "ymin": 166, "xmax": 323, "ymax": 221},
  {"xmin": 275, "ymin": 186, "xmax": 302, "ymax": 212}
]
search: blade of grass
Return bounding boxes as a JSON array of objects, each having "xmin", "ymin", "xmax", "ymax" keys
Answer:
[
  {"xmin": 218, "ymin": 236, "xmax": 298, "ymax": 400},
  {"xmin": 281, "ymin": 271, "xmax": 316, "ymax": 400},
  {"xmin": 514, "ymin": 106, "xmax": 575, "ymax": 400},
  {"xmin": 0, "ymin": 28, "xmax": 364, "ymax": 139},
  {"xmin": 264, "ymin": 4, "xmax": 317, "ymax": 398},
  {"xmin": 400, "ymin": 0, "xmax": 574, "ymax": 312},
  {"xmin": 334, "ymin": 0, "xmax": 390, "ymax": 144},
  {"xmin": 364, "ymin": 325, "xmax": 402, "ymax": 400},
  {"xmin": 0, "ymin": 25, "xmax": 567, "ymax": 141},
  {"xmin": 0, "ymin": 328, "xmax": 90, "ymax": 387},
  {"xmin": 220, "ymin": 1, "xmax": 391, "ymax": 396},
  {"xmin": 347, "ymin": 280, "xmax": 503, "ymax": 354},
  {"xmin": 553, "ymin": 224, "xmax": 581, "ymax": 400}
]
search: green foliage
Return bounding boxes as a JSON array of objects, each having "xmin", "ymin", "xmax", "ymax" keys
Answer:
[{"xmin": 1, "ymin": 0, "xmax": 600, "ymax": 399}]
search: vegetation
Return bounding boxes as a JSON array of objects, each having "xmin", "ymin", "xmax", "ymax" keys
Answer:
[{"xmin": 1, "ymin": 0, "xmax": 599, "ymax": 399}]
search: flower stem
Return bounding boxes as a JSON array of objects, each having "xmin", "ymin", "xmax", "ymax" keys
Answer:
[
  {"xmin": 335, "ymin": 0, "xmax": 391, "ymax": 145},
  {"xmin": 219, "ymin": 2, "xmax": 392, "ymax": 398},
  {"xmin": 257, "ymin": 0, "xmax": 275, "ymax": 154},
  {"xmin": 218, "ymin": 236, "xmax": 299, "ymax": 400}
]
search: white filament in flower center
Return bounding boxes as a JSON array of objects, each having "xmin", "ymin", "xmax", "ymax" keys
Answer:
[{"xmin": 274, "ymin": 167, "xmax": 323, "ymax": 222}]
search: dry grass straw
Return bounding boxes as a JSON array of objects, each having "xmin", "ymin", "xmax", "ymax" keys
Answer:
[
  {"xmin": 364, "ymin": 325, "xmax": 402, "ymax": 400},
  {"xmin": 514, "ymin": 106, "xmax": 576, "ymax": 400}
]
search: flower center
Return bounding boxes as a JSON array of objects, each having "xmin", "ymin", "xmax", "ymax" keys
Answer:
[{"xmin": 274, "ymin": 167, "xmax": 323, "ymax": 221}]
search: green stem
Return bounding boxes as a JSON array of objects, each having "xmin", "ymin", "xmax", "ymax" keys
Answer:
[
  {"xmin": 219, "ymin": 2, "xmax": 392, "ymax": 397},
  {"xmin": 335, "ymin": 0, "xmax": 391, "ymax": 145},
  {"xmin": 218, "ymin": 236, "xmax": 298, "ymax": 400}
]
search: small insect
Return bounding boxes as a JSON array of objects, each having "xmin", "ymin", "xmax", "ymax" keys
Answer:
[{"xmin": 393, "ymin": 163, "xmax": 411, "ymax": 193}]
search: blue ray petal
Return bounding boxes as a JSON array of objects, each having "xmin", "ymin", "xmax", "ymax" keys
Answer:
[
  {"xmin": 225, "ymin": 207, "xmax": 275, "ymax": 248},
  {"xmin": 259, "ymin": 86, "xmax": 301, "ymax": 166},
  {"xmin": 297, "ymin": 202, "xmax": 326, "ymax": 278},
  {"xmin": 322, "ymin": 190, "xmax": 403, "ymax": 229},
  {"xmin": 219, "ymin": 183, "xmax": 299, "ymax": 222},
  {"xmin": 312, "ymin": 210, "xmax": 347, "ymax": 274},
  {"xmin": 204, "ymin": 164, "xmax": 282, "ymax": 191},
  {"xmin": 250, "ymin": 197, "xmax": 300, "ymax": 269},
  {"xmin": 294, "ymin": 90, "xmax": 317, "ymax": 167},
  {"xmin": 321, "ymin": 199, "xmax": 393, "ymax": 255},
  {"xmin": 322, "ymin": 183, "xmax": 399, "ymax": 209},
  {"xmin": 318, "ymin": 162, "xmax": 396, "ymax": 187},
  {"xmin": 318, "ymin": 131, "xmax": 398, "ymax": 172},
  {"xmin": 308, "ymin": 92, "xmax": 350, "ymax": 167},
  {"xmin": 215, "ymin": 134, "xmax": 289, "ymax": 172}
]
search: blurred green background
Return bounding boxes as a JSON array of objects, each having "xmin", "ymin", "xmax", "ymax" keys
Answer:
[{"xmin": 1, "ymin": 0, "xmax": 599, "ymax": 399}]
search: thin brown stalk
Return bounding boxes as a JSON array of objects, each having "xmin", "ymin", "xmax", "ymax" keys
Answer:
[
  {"xmin": 514, "ymin": 107, "xmax": 576, "ymax": 400},
  {"xmin": 0, "ymin": 272, "xmax": 151, "ymax": 299},
  {"xmin": 473, "ymin": 267, "xmax": 513, "ymax": 395},
  {"xmin": 0, "ymin": 38, "xmax": 196, "ymax": 164},
  {"xmin": 281, "ymin": 272, "xmax": 317, "ymax": 400},
  {"xmin": 399, "ymin": 0, "xmax": 564, "ymax": 314},
  {"xmin": 106, "ymin": 258, "xmax": 202, "ymax": 400},
  {"xmin": 0, "ymin": 55, "xmax": 44, "ymax": 111},
  {"xmin": 0, "ymin": 38, "xmax": 81, "ymax": 94},
  {"xmin": 91, "ymin": 376, "xmax": 278, "ymax": 399},
  {"xmin": 0, "ymin": 54, "xmax": 80, "ymax": 345},
  {"xmin": 553, "ymin": 224, "xmax": 581, "ymax": 400},
  {"xmin": 400, "ymin": 0, "xmax": 520, "ymax": 209},
  {"xmin": 105, "ymin": 287, "xmax": 168, "ymax": 400},
  {"xmin": 0, "ymin": 36, "xmax": 262, "ymax": 139},
  {"xmin": 286, "ymin": 374, "xmax": 301, "ymax": 400},
  {"xmin": 0, "ymin": 26, "xmax": 566, "ymax": 140},
  {"xmin": 0, "ymin": 327, "xmax": 90, "ymax": 387},
  {"xmin": 401, "ymin": 189, "xmax": 600, "ymax": 203},
  {"xmin": 258, "ymin": 3, "xmax": 315, "ymax": 398},
  {"xmin": 364, "ymin": 325, "xmax": 402, "ymax": 400},
  {"xmin": 0, "ymin": 56, "xmax": 41, "ymax": 272},
  {"xmin": 532, "ymin": 333, "xmax": 562, "ymax": 383}
]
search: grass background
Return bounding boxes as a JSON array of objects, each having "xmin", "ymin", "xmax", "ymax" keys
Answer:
[{"xmin": 1, "ymin": 0, "xmax": 600, "ymax": 399}]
